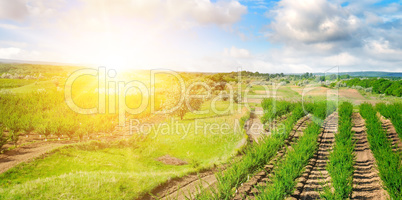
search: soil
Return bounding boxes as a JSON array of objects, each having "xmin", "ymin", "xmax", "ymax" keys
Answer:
[
  {"xmin": 0, "ymin": 114, "xmax": 168, "ymax": 175},
  {"xmin": 351, "ymin": 113, "xmax": 389, "ymax": 200},
  {"xmin": 233, "ymin": 114, "xmax": 312, "ymax": 200},
  {"xmin": 142, "ymin": 104, "xmax": 263, "ymax": 199},
  {"xmin": 0, "ymin": 141, "xmax": 67, "ymax": 174},
  {"xmin": 156, "ymin": 155, "xmax": 188, "ymax": 166},
  {"xmin": 140, "ymin": 168, "xmax": 222, "ymax": 200},
  {"xmin": 290, "ymin": 112, "xmax": 338, "ymax": 200},
  {"xmin": 379, "ymin": 114, "xmax": 402, "ymax": 152}
]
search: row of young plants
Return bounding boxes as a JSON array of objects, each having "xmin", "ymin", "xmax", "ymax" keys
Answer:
[
  {"xmin": 260, "ymin": 98, "xmax": 294, "ymax": 124},
  {"xmin": 254, "ymin": 101, "xmax": 336, "ymax": 199},
  {"xmin": 322, "ymin": 102, "xmax": 354, "ymax": 199},
  {"xmin": 197, "ymin": 99, "xmax": 333, "ymax": 199},
  {"xmin": 197, "ymin": 99, "xmax": 302, "ymax": 199},
  {"xmin": 0, "ymin": 91, "xmax": 118, "ymax": 149},
  {"xmin": 376, "ymin": 102, "xmax": 402, "ymax": 139},
  {"xmin": 359, "ymin": 103, "xmax": 402, "ymax": 199}
]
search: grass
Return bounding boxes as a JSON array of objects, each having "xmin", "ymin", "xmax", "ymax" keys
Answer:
[
  {"xmin": 254, "ymin": 102, "xmax": 335, "ymax": 199},
  {"xmin": 0, "ymin": 102, "xmax": 244, "ymax": 199},
  {"xmin": 261, "ymin": 98, "xmax": 294, "ymax": 124},
  {"xmin": 256, "ymin": 122, "xmax": 322, "ymax": 199},
  {"xmin": 197, "ymin": 101, "xmax": 306, "ymax": 199},
  {"xmin": 0, "ymin": 79, "xmax": 37, "ymax": 89},
  {"xmin": 0, "ymin": 144, "xmax": 190, "ymax": 199},
  {"xmin": 322, "ymin": 102, "xmax": 355, "ymax": 200},
  {"xmin": 8, "ymin": 80, "xmax": 59, "ymax": 93},
  {"xmin": 376, "ymin": 102, "xmax": 402, "ymax": 139},
  {"xmin": 360, "ymin": 103, "xmax": 402, "ymax": 199}
]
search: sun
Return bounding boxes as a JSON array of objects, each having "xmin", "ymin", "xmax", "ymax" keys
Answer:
[{"xmin": 83, "ymin": 31, "xmax": 156, "ymax": 72}]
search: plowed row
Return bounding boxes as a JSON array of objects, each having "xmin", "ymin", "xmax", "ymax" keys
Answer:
[
  {"xmin": 289, "ymin": 112, "xmax": 338, "ymax": 200},
  {"xmin": 233, "ymin": 114, "xmax": 311, "ymax": 199}
]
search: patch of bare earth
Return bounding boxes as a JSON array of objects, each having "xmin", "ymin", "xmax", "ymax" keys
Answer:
[
  {"xmin": 351, "ymin": 113, "xmax": 389, "ymax": 200},
  {"xmin": 379, "ymin": 114, "xmax": 402, "ymax": 152},
  {"xmin": 233, "ymin": 114, "xmax": 311, "ymax": 200},
  {"xmin": 142, "ymin": 103, "xmax": 262, "ymax": 199},
  {"xmin": 156, "ymin": 155, "xmax": 188, "ymax": 166},
  {"xmin": 291, "ymin": 112, "xmax": 338, "ymax": 200},
  {"xmin": 140, "ymin": 168, "xmax": 222, "ymax": 200},
  {"xmin": 0, "ymin": 141, "xmax": 67, "ymax": 174},
  {"xmin": 0, "ymin": 114, "xmax": 167, "ymax": 175}
]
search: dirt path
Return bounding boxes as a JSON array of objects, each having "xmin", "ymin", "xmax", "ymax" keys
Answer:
[
  {"xmin": 292, "ymin": 112, "xmax": 338, "ymax": 200},
  {"xmin": 233, "ymin": 114, "xmax": 311, "ymax": 200},
  {"xmin": 244, "ymin": 113, "xmax": 264, "ymax": 144},
  {"xmin": 0, "ymin": 113, "xmax": 168, "ymax": 175},
  {"xmin": 379, "ymin": 114, "xmax": 402, "ymax": 152},
  {"xmin": 0, "ymin": 141, "xmax": 67, "ymax": 174},
  {"xmin": 139, "ymin": 169, "xmax": 219, "ymax": 200},
  {"xmin": 351, "ymin": 113, "xmax": 389, "ymax": 200}
]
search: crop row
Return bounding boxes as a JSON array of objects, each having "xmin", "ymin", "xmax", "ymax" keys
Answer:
[
  {"xmin": 197, "ymin": 99, "xmax": 302, "ymax": 199},
  {"xmin": 359, "ymin": 103, "xmax": 402, "ymax": 199},
  {"xmin": 260, "ymin": 98, "xmax": 294, "ymax": 124},
  {"xmin": 198, "ymin": 100, "xmax": 336, "ymax": 199},
  {"xmin": 0, "ymin": 91, "xmax": 118, "ymax": 149},
  {"xmin": 376, "ymin": 102, "xmax": 402, "ymax": 139},
  {"xmin": 322, "ymin": 102, "xmax": 354, "ymax": 199},
  {"xmin": 254, "ymin": 102, "xmax": 336, "ymax": 199}
]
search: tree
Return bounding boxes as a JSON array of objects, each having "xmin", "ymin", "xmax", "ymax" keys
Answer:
[
  {"xmin": 0, "ymin": 128, "xmax": 8, "ymax": 150},
  {"xmin": 174, "ymin": 98, "xmax": 204, "ymax": 120},
  {"xmin": 5, "ymin": 114, "xmax": 22, "ymax": 146}
]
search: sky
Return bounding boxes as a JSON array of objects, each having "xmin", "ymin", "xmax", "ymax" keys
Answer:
[{"xmin": 0, "ymin": 0, "xmax": 401, "ymax": 73}]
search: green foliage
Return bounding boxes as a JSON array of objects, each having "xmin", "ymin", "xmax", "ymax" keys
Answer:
[
  {"xmin": 323, "ymin": 102, "xmax": 354, "ymax": 199},
  {"xmin": 0, "ymin": 128, "xmax": 8, "ymax": 149},
  {"xmin": 199, "ymin": 101, "xmax": 336, "ymax": 199},
  {"xmin": 261, "ymin": 98, "xmax": 294, "ymax": 124},
  {"xmin": 256, "ymin": 122, "xmax": 322, "ymax": 200},
  {"xmin": 0, "ymin": 91, "xmax": 119, "ymax": 142},
  {"xmin": 345, "ymin": 78, "xmax": 402, "ymax": 97},
  {"xmin": 0, "ymin": 63, "xmax": 82, "ymax": 78},
  {"xmin": 198, "ymin": 102, "xmax": 304, "ymax": 199},
  {"xmin": 376, "ymin": 102, "xmax": 402, "ymax": 139},
  {"xmin": 0, "ymin": 79, "xmax": 36, "ymax": 89},
  {"xmin": 254, "ymin": 101, "xmax": 335, "ymax": 199},
  {"xmin": 360, "ymin": 103, "xmax": 402, "ymax": 199}
]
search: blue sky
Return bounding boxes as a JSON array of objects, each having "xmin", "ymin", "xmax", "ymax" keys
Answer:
[{"xmin": 0, "ymin": 0, "xmax": 401, "ymax": 73}]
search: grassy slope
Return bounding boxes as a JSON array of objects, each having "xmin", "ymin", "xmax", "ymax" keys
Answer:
[{"xmin": 0, "ymin": 101, "xmax": 244, "ymax": 199}]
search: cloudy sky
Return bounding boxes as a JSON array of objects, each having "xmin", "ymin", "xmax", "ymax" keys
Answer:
[{"xmin": 0, "ymin": 0, "xmax": 401, "ymax": 73}]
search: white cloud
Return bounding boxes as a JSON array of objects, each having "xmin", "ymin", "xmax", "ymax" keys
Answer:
[
  {"xmin": 267, "ymin": 0, "xmax": 360, "ymax": 44},
  {"xmin": 0, "ymin": 47, "xmax": 22, "ymax": 59},
  {"xmin": 365, "ymin": 39, "xmax": 402, "ymax": 61},
  {"xmin": 224, "ymin": 46, "xmax": 251, "ymax": 58},
  {"xmin": 0, "ymin": 23, "xmax": 21, "ymax": 30},
  {"xmin": 57, "ymin": 0, "xmax": 247, "ymax": 29},
  {"xmin": 168, "ymin": 0, "xmax": 247, "ymax": 25}
]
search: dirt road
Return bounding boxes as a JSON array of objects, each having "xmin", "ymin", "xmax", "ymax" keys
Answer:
[{"xmin": 0, "ymin": 141, "xmax": 67, "ymax": 174}]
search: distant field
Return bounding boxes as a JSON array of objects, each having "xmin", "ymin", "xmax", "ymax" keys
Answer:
[{"xmin": 0, "ymin": 79, "xmax": 36, "ymax": 89}]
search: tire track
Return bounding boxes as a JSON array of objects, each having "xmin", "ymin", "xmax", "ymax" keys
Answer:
[
  {"xmin": 290, "ymin": 112, "xmax": 338, "ymax": 200},
  {"xmin": 233, "ymin": 114, "xmax": 312, "ymax": 200}
]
